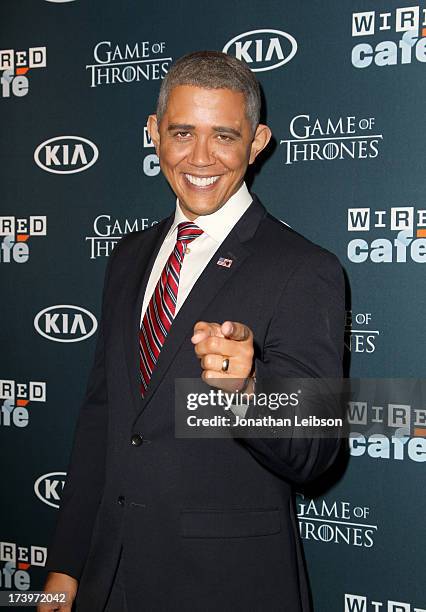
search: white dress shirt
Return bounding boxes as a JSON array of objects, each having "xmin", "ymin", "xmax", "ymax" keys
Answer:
[{"xmin": 140, "ymin": 182, "xmax": 253, "ymax": 324}]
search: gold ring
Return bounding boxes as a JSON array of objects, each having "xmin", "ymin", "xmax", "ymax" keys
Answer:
[{"xmin": 221, "ymin": 358, "xmax": 230, "ymax": 372}]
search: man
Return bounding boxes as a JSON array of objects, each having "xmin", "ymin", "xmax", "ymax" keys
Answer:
[{"xmin": 41, "ymin": 51, "xmax": 345, "ymax": 611}]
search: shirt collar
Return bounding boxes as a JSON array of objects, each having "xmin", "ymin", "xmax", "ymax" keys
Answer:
[{"xmin": 168, "ymin": 182, "xmax": 253, "ymax": 242}]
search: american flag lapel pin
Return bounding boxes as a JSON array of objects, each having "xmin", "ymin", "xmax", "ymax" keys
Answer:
[{"xmin": 217, "ymin": 257, "xmax": 233, "ymax": 268}]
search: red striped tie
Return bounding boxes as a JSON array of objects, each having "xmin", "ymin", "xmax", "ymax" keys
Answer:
[{"xmin": 139, "ymin": 221, "xmax": 203, "ymax": 397}]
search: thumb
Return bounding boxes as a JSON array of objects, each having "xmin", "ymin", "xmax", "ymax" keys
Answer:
[{"xmin": 221, "ymin": 321, "xmax": 252, "ymax": 342}]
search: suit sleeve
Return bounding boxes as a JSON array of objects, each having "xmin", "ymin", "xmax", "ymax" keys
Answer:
[
  {"xmin": 45, "ymin": 247, "xmax": 117, "ymax": 580},
  {"xmin": 242, "ymin": 250, "xmax": 346, "ymax": 485}
]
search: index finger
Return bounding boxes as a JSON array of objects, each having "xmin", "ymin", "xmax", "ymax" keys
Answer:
[{"xmin": 191, "ymin": 321, "xmax": 223, "ymax": 344}]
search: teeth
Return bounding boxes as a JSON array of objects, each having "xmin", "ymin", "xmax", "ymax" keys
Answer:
[{"xmin": 185, "ymin": 174, "xmax": 220, "ymax": 187}]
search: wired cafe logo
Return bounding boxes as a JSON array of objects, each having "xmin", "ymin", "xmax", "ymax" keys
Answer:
[{"xmin": 351, "ymin": 5, "xmax": 426, "ymax": 69}]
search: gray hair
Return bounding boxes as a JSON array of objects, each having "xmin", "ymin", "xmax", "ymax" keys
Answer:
[{"xmin": 156, "ymin": 50, "xmax": 261, "ymax": 133}]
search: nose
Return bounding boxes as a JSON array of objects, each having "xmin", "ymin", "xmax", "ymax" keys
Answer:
[{"xmin": 187, "ymin": 135, "xmax": 215, "ymax": 167}]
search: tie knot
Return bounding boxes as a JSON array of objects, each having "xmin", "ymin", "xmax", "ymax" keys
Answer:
[{"xmin": 177, "ymin": 222, "xmax": 203, "ymax": 243}]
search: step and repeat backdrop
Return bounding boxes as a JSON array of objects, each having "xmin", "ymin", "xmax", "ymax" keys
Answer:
[{"xmin": 1, "ymin": 1, "xmax": 425, "ymax": 610}]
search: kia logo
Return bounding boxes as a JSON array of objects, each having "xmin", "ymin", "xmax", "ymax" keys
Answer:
[
  {"xmin": 223, "ymin": 29, "xmax": 297, "ymax": 72},
  {"xmin": 34, "ymin": 305, "xmax": 98, "ymax": 343},
  {"xmin": 34, "ymin": 472, "xmax": 66, "ymax": 509},
  {"xmin": 34, "ymin": 136, "xmax": 98, "ymax": 174}
]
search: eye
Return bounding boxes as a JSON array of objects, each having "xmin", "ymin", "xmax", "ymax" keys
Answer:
[
  {"xmin": 174, "ymin": 131, "xmax": 192, "ymax": 139},
  {"xmin": 216, "ymin": 134, "xmax": 235, "ymax": 142}
]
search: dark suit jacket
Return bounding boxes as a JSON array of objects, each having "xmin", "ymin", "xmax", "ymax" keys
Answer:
[{"xmin": 46, "ymin": 195, "xmax": 345, "ymax": 611}]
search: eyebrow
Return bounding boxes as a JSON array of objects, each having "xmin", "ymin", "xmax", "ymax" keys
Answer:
[
  {"xmin": 213, "ymin": 126, "xmax": 241, "ymax": 138},
  {"xmin": 167, "ymin": 123, "xmax": 194, "ymax": 132},
  {"xmin": 167, "ymin": 123, "xmax": 241, "ymax": 138}
]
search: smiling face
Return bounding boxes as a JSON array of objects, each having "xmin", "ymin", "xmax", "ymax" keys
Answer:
[{"xmin": 147, "ymin": 85, "xmax": 271, "ymax": 220}]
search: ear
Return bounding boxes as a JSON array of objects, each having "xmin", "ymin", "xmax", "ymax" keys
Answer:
[
  {"xmin": 147, "ymin": 114, "xmax": 160, "ymax": 154},
  {"xmin": 249, "ymin": 124, "xmax": 272, "ymax": 164}
]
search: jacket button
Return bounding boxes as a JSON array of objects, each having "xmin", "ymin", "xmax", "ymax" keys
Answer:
[
  {"xmin": 131, "ymin": 433, "xmax": 143, "ymax": 446},
  {"xmin": 117, "ymin": 496, "xmax": 125, "ymax": 506}
]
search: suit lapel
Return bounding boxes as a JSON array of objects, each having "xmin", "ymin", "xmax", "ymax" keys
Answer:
[{"xmin": 129, "ymin": 196, "xmax": 267, "ymax": 421}]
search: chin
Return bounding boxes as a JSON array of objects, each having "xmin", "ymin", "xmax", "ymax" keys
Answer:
[
  {"xmin": 178, "ymin": 190, "xmax": 218, "ymax": 209},
  {"xmin": 184, "ymin": 200, "xmax": 223, "ymax": 217}
]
